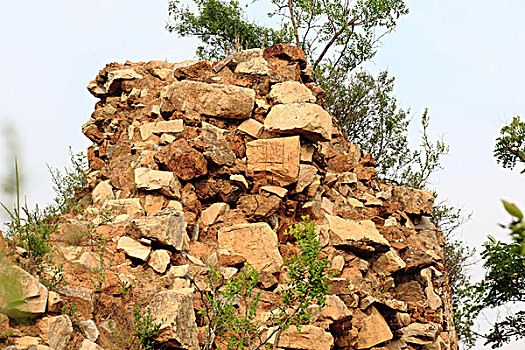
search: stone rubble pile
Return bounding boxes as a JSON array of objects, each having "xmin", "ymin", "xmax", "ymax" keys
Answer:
[{"xmin": 0, "ymin": 44, "xmax": 456, "ymax": 350}]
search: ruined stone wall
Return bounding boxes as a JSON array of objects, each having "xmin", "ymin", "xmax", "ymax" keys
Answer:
[{"xmin": 0, "ymin": 45, "xmax": 457, "ymax": 350}]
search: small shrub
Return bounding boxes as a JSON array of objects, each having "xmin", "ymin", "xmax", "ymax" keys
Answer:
[
  {"xmin": 193, "ymin": 216, "xmax": 331, "ymax": 350},
  {"xmin": 131, "ymin": 301, "xmax": 162, "ymax": 350}
]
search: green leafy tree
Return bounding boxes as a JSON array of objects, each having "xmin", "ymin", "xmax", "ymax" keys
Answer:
[
  {"xmin": 167, "ymin": 0, "xmax": 408, "ymax": 75},
  {"xmin": 462, "ymin": 238, "xmax": 525, "ymax": 348},
  {"xmin": 459, "ymin": 117, "xmax": 525, "ymax": 348},
  {"xmin": 167, "ymin": 0, "xmax": 291, "ymax": 60},
  {"xmin": 494, "ymin": 115, "xmax": 525, "ymax": 173}
]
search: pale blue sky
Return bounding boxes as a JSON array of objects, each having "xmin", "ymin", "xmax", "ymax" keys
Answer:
[{"xmin": 1, "ymin": 1, "xmax": 524, "ymax": 348}]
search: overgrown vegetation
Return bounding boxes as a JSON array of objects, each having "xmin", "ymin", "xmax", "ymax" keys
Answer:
[
  {"xmin": 0, "ymin": 150, "xmax": 89, "ymax": 289},
  {"xmin": 108, "ymin": 300, "xmax": 162, "ymax": 350},
  {"xmin": 455, "ymin": 117, "xmax": 525, "ymax": 348},
  {"xmin": 193, "ymin": 217, "xmax": 331, "ymax": 350}
]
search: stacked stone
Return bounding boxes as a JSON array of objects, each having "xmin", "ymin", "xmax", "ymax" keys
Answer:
[{"xmin": 0, "ymin": 45, "xmax": 455, "ymax": 349}]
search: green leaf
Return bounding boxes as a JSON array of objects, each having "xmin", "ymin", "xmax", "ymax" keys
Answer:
[{"xmin": 501, "ymin": 199, "xmax": 524, "ymax": 220}]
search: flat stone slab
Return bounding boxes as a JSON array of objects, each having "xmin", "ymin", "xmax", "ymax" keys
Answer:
[
  {"xmin": 246, "ymin": 136, "xmax": 300, "ymax": 186},
  {"xmin": 265, "ymin": 103, "xmax": 332, "ymax": 141},
  {"xmin": 160, "ymin": 80, "xmax": 255, "ymax": 119}
]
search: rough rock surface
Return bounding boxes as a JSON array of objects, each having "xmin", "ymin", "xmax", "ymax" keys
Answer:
[{"xmin": 0, "ymin": 44, "xmax": 457, "ymax": 350}]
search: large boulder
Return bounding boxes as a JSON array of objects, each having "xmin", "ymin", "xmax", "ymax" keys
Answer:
[
  {"xmin": 265, "ymin": 103, "xmax": 332, "ymax": 141},
  {"xmin": 155, "ymin": 139, "xmax": 208, "ymax": 181},
  {"xmin": 246, "ymin": 136, "xmax": 300, "ymax": 186},
  {"xmin": 389, "ymin": 185, "xmax": 435, "ymax": 215},
  {"xmin": 325, "ymin": 215, "xmax": 389, "ymax": 253},
  {"xmin": 129, "ymin": 208, "xmax": 188, "ymax": 251},
  {"xmin": 218, "ymin": 223, "xmax": 283, "ymax": 273},
  {"xmin": 355, "ymin": 307, "xmax": 393, "ymax": 349},
  {"xmin": 117, "ymin": 236, "xmax": 151, "ymax": 261},
  {"xmin": 134, "ymin": 168, "xmax": 182, "ymax": 199},
  {"xmin": 0, "ymin": 265, "xmax": 48, "ymax": 317},
  {"xmin": 398, "ymin": 322, "xmax": 441, "ymax": 345},
  {"xmin": 269, "ymin": 81, "xmax": 315, "ymax": 104},
  {"xmin": 268, "ymin": 325, "xmax": 334, "ymax": 350},
  {"xmin": 149, "ymin": 288, "xmax": 199, "ymax": 350},
  {"xmin": 160, "ymin": 80, "xmax": 255, "ymax": 119},
  {"xmin": 139, "ymin": 119, "xmax": 184, "ymax": 140},
  {"xmin": 199, "ymin": 122, "xmax": 237, "ymax": 166},
  {"xmin": 48, "ymin": 315, "xmax": 73, "ymax": 350}
]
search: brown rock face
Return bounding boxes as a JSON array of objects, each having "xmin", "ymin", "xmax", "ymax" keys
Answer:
[
  {"xmin": 3, "ymin": 44, "xmax": 455, "ymax": 350},
  {"xmin": 155, "ymin": 139, "xmax": 208, "ymax": 180},
  {"xmin": 246, "ymin": 136, "xmax": 300, "ymax": 186}
]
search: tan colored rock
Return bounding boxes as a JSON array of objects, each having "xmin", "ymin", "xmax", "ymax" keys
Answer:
[
  {"xmin": 347, "ymin": 197, "xmax": 364, "ymax": 208},
  {"xmin": 209, "ymin": 249, "xmax": 246, "ymax": 267},
  {"xmin": 139, "ymin": 119, "xmax": 183, "ymax": 140},
  {"xmin": 79, "ymin": 319, "xmax": 99, "ymax": 342},
  {"xmin": 134, "ymin": 168, "xmax": 181, "ymax": 199},
  {"xmin": 152, "ymin": 68, "xmax": 173, "ymax": 80},
  {"xmin": 269, "ymin": 81, "xmax": 315, "ymax": 104},
  {"xmin": 102, "ymin": 198, "xmax": 143, "ymax": 216},
  {"xmin": 88, "ymin": 69, "xmax": 142, "ymax": 97},
  {"xmin": 356, "ymin": 307, "xmax": 393, "ymax": 349},
  {"xmin": 78, "ymin": 339, "xmax": 104, "ymax": 350},
  {"xmin": 160, "ymin": 80, "xmax": 255, "ymax": 119},
  {"xmin": 390, "ymin": 185, "xmax": 435, "ymax": 215},
  {"xmin": 331, "ymin": 255, "xmax": 345, "ymax": 273},
  {"xmin": 300, "ymin": 143, "xmax": 315, "ymax": 162},
  {"xmin": 339, "ymin": 172, "xmax": 357, "ymax": 184},
  {"xmin": 173, "ymin": 60, "xmax": 211, "ymax": 79},
  {"xmin": 201, "ymin": 203, "xmax": 229, "ymax": 227},
  {"xmin": 230, "ymin": 174, "xmax": 249, "ymax": 190},
  {"xmin": 117, "ymin": 236, "xmax": 151, "ymax": 261},
  {"xmin": 238, "ymin": 119, "xmax": 264, "ymax": 138},
  {"xmin": 265, "ymin": 103, "xmax": 332, "ymax": 141},
  {"xmin": 269, "ymin": 325, "xmax": 334, "ymax": 350},
  {"xmin": 168, "ymin": 264, "xmax": 190, "ymax": 278},
  {"xmin": 200, "ymin": 122, "xmax": 236, "ymax": 166},
  {"xmin": 373, "ymin": 250, "xmax": 406, "ymax": 276},
  {"xmin": 260, "ymin": 186, "xmax": 288, "ymax": 198},
  {"xmin": 246, "ymin": 136, "xmax": 300, "ymax": 186},
  {"xmin": 235, "ymin": 56, "xmax": 270, "ymax": 75},
  {"xmin": 321, "ymin": 197, "xmax": 336, "ymax": 215},
  {"xmin": 149, "ymin": 250, "xmax": 171, "ymax": 274},
  {"xmin": 321, "ymin": 295, "xmax": 351, "ymax": 321},
  {"xmin": 47, "ymin": 291, "xmax": 62, "ymax": 313},
  {"xmin": 130, "ymin": 208, "xmax": 188, "ymax": 251},
  {"xmin": 325, "ymin": 215, "xmax": 389, "ymax": 252},
  {"xmin": 160, "ymin": 133, "xmax": 176, "ymax": 145},
  {"xmin": 421, "ymin": 268, "xmax": 443, "ymax": 310},
  {"xmin": 398, "ymin": 322, "xmax": 441, "ymax": 345},
  {"xmin": 48, "ymin": 315, "xmax": 73, "ymax": 350},
  {"xmin": 218, "ymin": 223, "xmax": 283, "ymax": 273},
  {"xmin": 92, "ymin": 180, "xmax": 114, "ymax": 205},
  {"xmin": 142, "ymin": 195, "xmax": 166, "ymax": 216},
  {"xmin": 0, "ymin": 266, "xmax": 48, "ymax": 317},
  {"xmin": 148, "ymin": 288, "xmax": 199, "ymax": 349},
  {"xmin": 395, "ymin": 281, "xmax": 426, "ymax": 305},
  {"xmin": 13, "ymin": 336, "xmax": 40, "ymax": 349},
  {"xmin": 295, "ymin": 164, "xmax": 318, "ymax": 193}
]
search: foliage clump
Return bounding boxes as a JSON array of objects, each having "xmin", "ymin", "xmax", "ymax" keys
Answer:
[
  {"xmin": 1, "ymin": 149, "xmax": 89, "ymax": 288},
  {"xmin": 194, "ymin": 216, "xmax": 331, "ymax": 350}
]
